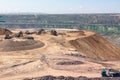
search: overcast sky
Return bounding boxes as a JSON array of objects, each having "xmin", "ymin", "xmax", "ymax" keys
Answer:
[{"xmin": 0, "ymin": 0, "xmax": 119, "ymax": 14}]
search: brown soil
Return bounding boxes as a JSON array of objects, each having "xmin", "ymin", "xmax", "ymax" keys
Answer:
[
  {"xmin": 0, "ymin": 28, "xmax": 12, "ymax": 35},
  {"xmin": 0, "ymin": 39, "xmax": 44, "ymax": 51},
  {"xmin": 69, "ymin": 32, "xmax": 120, "ymax": 60}
]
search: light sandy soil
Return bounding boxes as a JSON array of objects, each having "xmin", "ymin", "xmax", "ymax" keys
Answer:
[{"xmin": 0, "ymin": 29, "xmax": 120, "ymax": 80}]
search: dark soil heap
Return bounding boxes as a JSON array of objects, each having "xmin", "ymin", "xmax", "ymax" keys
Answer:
[{"xmin": 24, "ymin": 75, "xmax": 120, "ymax": 80}]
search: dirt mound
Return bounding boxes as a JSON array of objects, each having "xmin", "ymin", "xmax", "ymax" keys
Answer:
[
  {"xmin": 0, "ymin": 39, "xmax": 44, "ymax": 51},
  {"xmin": 69, "ymin": 32, "xmax": 120, "ymax": 60},
  {"xmin": 0, "ymin": 28, "xmax": 12, "ymax": 35},
  {"xmin": 24, "ymin": 75, "xmax": 120, "ymax": 80}
]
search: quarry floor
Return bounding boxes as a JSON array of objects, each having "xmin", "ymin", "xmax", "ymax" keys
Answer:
[{"xmin": 0, "ymin": 30, "xmax": 120, "ymax": 80}]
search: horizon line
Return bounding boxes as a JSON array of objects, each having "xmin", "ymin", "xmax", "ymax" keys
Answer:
[{"xmin": 0, "ymin": 12, "xmax": 120, "ymax": 15}]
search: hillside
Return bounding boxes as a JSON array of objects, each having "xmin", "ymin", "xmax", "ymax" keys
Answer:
[{"xmin": 0, "ymin": 14, "xmax": 120, "ymax": 33}]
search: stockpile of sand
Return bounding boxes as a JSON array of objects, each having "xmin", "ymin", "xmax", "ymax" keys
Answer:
[
  {"xmin": 0, "ymin": 39, "xmax": 44, "ymax": 51},
  {"xmin": 69, "ymin": 31, "xmax": 120, "ymax": 60},
  {"xmin": 0, "ymin": 28, "xmax": 12, "ymax": 35}
]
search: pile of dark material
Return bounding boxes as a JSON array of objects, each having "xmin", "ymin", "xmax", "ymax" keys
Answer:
[
  {"xmin": 56, "ymin": 61, "xmax": 84, "ymax": 65},
  {"xmin": 37, "ymin": 29, "xmax": 46, "ymax": 35},
  {"xmin": 15, "ymin": 31, "xmax": 23, "ymax": 37},
  {"xmin": 5, "ymin": 31, "xmax": 23, "ymax": 39},
  {"xmin": 51, "ymin": 30, "xmax": 58, "ymax": 36},
  {"xmin": 24, "ymin": 75, "xmax": 120, "ymax": 80},
  {"xmin": 4, "ymin": 34, "xmax": 13, "ymax": 39},
  {"xmin": 23, "ymin": 36, "xmax": 34, "ymax": 40}
]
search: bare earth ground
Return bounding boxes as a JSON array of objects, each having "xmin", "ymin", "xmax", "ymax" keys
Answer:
[{"xmin": 0, "ymin": 29, "xmax": 120, "ymax": 80}]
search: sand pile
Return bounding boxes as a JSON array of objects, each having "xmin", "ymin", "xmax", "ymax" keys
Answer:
[
  {"xmin": 0, "ymin": 39, "xmax": 44, "ymax": 51},
  {"xmin": 69, "ymin": 31, "xmax": 120, "ymax": 60},
  {"xmin": 0, "ymin": 28, "xmax": 12, "ymax": 35}
]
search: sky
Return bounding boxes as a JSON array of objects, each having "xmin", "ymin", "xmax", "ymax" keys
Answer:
[{"xmin": 0, "ymin": 0, "xmax": 120, "ymax": 14}]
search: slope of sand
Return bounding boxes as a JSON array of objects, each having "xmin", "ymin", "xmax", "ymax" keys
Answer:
[
  {"xmin": 69, "ymin": 33, "xmax": 120, "ymax": 60},
  {"xmin": 0, "ymin": 29, "xmax": 120, "ymax": 80}
]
